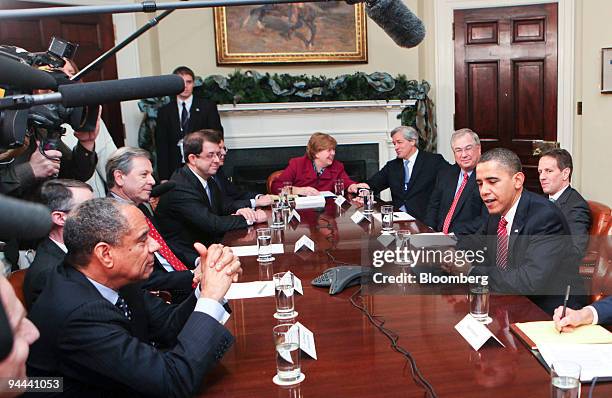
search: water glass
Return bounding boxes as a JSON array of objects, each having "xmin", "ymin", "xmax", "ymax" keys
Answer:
[
  {"xmin": 359, "ymin": 189, "xmax": 374, "ymax": 214},
  {"xmin": 271, "ymin": 202, "xmax": 285, "ymax": 229},
  {"xmin": 551, "ymin": 361, "xmax": 581, "ymax": 398},
  {"xmin": 273, "ymin": 323, "xmax": 301, "ymax": 383},
  {"xmin": 280, "ymin": 182, "xmax": 292, "ymax": 208},
  {"xmin": 334, "ymin": 179, "xmax": 345, "ymax": 196},
  {"xmin": 394, "ymin": 230, "xmax": 412, "ymax": 265},
  {"xmin": 259, "ymin": 262, "xmax": 274, "ymax": 281},
  {"xmin": 469, "ymin": 283, "xmax": 490, "ymax": 322},
  {"xmin": 381, "ymin": 205, "xmax": 395, "ymax": 233},
  {"xmin": 257, "ymin": 227, "xmax": 274, "ymax": 262},
  {"xmin": 274, "ymin": 272, "xmax": 296, "ymax": 319}
]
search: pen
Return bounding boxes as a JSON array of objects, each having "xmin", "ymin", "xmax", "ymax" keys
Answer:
[
  {"xmin": 560, "ymin": 285, "xmax": 571, "ymax": 334},
  {"xmin": 257, "ymin": 283, "xmax": 267, "ymax": 295}
]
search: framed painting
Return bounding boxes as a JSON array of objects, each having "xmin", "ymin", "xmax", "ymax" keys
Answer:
[{"xmin": 213, "ymin": 2, "xmax": 367, "ymax": 65}]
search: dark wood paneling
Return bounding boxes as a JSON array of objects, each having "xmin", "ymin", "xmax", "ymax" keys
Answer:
[
  {"xmin": 467, "ymin": 22, "xmax": 498, "ymax": 44},
  {"xmin": 513, "ymin": 18, "xmax": 545, "ymax": 42},
  {"xmin": 468, "ymin": 62, "xmax": 499, "ymax": 138},
  {"xmin": 513, "ymin": 60, "xmax": 544, "ymax": 139}
]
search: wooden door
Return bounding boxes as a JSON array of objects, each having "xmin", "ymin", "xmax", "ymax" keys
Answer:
[
  {"xmin": 0, "ymin": 0, "xmax": 125, "ymax": 147},
  {"xmin": 454, "ymin": 3, "xmax": 558, "ymax": 192}
]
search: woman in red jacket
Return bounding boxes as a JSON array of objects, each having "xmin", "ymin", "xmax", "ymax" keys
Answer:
[{"xmin": 271, "ymin": 132, "xmax": 368, "ymax": 195}]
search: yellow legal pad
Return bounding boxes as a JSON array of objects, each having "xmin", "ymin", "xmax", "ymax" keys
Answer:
[{"xmin": 512, "ymin": 321, "xmax": 612, "ymax": 349}]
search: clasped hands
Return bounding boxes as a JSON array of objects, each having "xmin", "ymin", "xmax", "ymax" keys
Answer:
[{"xmin": 192, "ymin": 243, "xmax": 242, "ymax": 302}]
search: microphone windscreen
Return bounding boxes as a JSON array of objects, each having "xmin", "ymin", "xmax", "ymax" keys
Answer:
[
  {"xmin": 0, "ymin": 195, "xmax": 52, "ymax": 241},
  {"xmin": 366, "ymin": 0, "xmax": 426, "ymax": 48},
  {"xmin": 0, "ymin": 56, "xmax": 58, "ymax": 90},
  {"xmin": 57, "ymin": 75, "xmax": 185, "ymax": 107},
  {"xmin": 150, "ymin": 181, "xmax": 175, "ymax": 198}
]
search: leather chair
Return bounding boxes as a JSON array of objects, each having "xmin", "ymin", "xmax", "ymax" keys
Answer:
[
  {"xmin": 7, "ymin": 269, "xmax": 26, "ymax": 307},
  {"xmin": 266, "ymin": 170, "xmax": 284, "ymax": 194},
  {"xmin": 590, "ymin": 222, "xmax": 612, "ymax": 302},
  {"xmin": 580, "ymin": 201, "xmax": 612, "ymax": 277}
]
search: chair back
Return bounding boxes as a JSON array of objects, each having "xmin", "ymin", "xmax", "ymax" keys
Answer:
[
  {"xmin": 7, "ymin": 269, "xmax": 26, "ymax": 307},
  {"xmin": 580, "ymin": 201, "xmax": 611, "ymax": 277},
  {"xmin": 588, "ymin": 200, "xmax": 612, "ymax": 236},
  {"xmin": 266, "ymin": 170, "xmax": 284, "ymax": 194},
  {"xmin": 590, "ymin": 222, "xmax": 612, "ymax": 302}
]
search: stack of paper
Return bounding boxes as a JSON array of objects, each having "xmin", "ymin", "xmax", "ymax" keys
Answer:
[
  {"xmin": 513, "ymin": 321, "xmax": 612, "ymax": 348},
  {"xmin": 538, "ymin": 344, "xmax": 612, "ymax": 382}
]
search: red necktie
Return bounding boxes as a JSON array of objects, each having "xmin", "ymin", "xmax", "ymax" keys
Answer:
[
  {"xmin": 496, "ymin": 216, "xmax": 509, "ymax": 270},
  {"xmin": 144, "ymin": 218, "xmax": 188, "ymax": 271},
  {"xmin": 442, "ymin": 172, "xmax": 470, "ymax": 234}
]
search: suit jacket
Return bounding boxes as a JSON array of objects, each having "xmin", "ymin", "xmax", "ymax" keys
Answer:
[
  {"xmin": 155, "ymin": 97, "xmax": 223, "ymax": 181},
  {"xmin": 138, "ymin": 204, "xmax": 195, "ymax": 302},
  {"xmin": 424, "ymin": 164, "xmax": 487, "ymax": 234},
  {"xmin": 592, "ymin": 296, "xmax": 612, "ymax": 325},
  {"xmin": 367, "ymin": 151, "xmax": 449, "ymax": 221},
  {"xmin": 26, "ymin": 265, "xmax": 233, "ymax": 398},
  {"xmin": 554, "ymin": 186, "xmax": 592, "ymax": 260},
  {"xmin": 156, "ymin": 166, "xmax": 249, "ymax": 250},
  {"xmin": 465, "ymin": 190, "xmax": 585, "ymax": 314},
  {"xmin": 23, "ymin": 238, "xmax": 66, "ymax": 310},
  {"xmin": 270, "ymin": 155, "xmax": 356, "ymax": 194},
  {"xmin": 213, "ymin": 167, "xmax": 257, "ymax": 211}
]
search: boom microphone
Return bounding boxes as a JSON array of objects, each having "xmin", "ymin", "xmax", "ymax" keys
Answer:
[
  {"xmin": 0, "ymin": 194, "xmax": 52, "ymax": 241},
  {"xmin": 0, "ymin": 74, "xmax": 184, "ymax": 110},
  {"xmin": 361, "ymin": 0, "xmax": 426, "ymax": 48},
  {"xmin": 0, "ymin": 55, "xmax": 58, "ymax": 90}
]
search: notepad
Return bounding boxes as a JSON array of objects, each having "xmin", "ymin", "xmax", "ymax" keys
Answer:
[
  {"xmin": 512, "ymin": 321, "xmax": 612, "ymax": 349},
  {"xmin": 371, "ymin": 212, "xmax": 415, "ymax": 222},
  {"xmin": 538, "ymin": 344, "xmax": 612, "ymax": 382}
]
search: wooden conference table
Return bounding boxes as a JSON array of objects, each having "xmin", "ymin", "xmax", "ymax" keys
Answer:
[{"xmin": 199, "ymin": 199, "xmax": 610, "ymax": 397}]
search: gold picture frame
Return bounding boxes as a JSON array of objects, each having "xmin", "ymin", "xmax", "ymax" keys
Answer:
[{"xmin": 213, "ymin": 2, "xmax": 367, "ymax": 65}]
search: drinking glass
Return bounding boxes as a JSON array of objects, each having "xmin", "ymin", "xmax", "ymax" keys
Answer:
[
  {"xmin": 469, "ymin": 283, "xmax": 490, "ymax": 322},
  {"xmin": 257, "ymin": 227, "xmax": 274, "ymax": 262},
  {"xmin": 274, "ymin": 272, "xmax": 296, "ymax": 319},
  {"xmin": 359, "ymin": 188, "xmax": 374, "ymax": 214},
  {"xmin": 334, "ymin": 179, "xmax": 345, "ymax": 196},
  {"xmin": 381, "ymin": 205, "xmax": 395, "ymax": 233},
  {"xmin": 394, "ymin": 230, "xmax": 412, "ymax": 265},
  {"xmin": 273, "ymin": 323, "xmax": 301, "ymax": 383},
  {"xmin": 271, "ymin": 202, "xmax": 285, "ymax": 229},
  {"xmin": 280, "ymin": 182, "xmax": 292, "ymax": 208},
  {"xmin": 551, "ymin": 361, "xmax": 581, "ymax": 398}
]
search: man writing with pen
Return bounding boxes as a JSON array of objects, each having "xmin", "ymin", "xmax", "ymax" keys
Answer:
[{"xmin": 554, "ymin": 296, "xmax": 612, "ymax": 331}]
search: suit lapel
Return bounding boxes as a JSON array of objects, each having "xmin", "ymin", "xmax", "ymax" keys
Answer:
[
  {"xmin": 188, "ymin": 97, "xmax": 201, "ymax": 132},
  {"xmin": 556, "ymin": 186, "xmax": 573, "ymax": 207},
  {"xmin": 508, "ymin": 194, "xmax": 528, "ymax": 257},
  {"xmin": 168, "ymin": 99, "xmax": 181, "ymax": 140},
  {"xmin": 181, "ymin": 167, "xmax": 213, "ymax": 210}
]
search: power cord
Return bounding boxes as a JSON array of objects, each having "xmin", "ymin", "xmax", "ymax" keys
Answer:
[{"xmin": 588, "ymin": 376, "xmax": 598, "ymax": 398}]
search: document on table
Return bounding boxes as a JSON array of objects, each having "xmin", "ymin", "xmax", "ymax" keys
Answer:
[
  {"xmin": 371, "ymin": 212, "xmax": 415, "ymax": 222},
  {"xmin": 318, "ymin": 191, "xmax": 336, "ymax": 198},
  {"xmin": 538, "ymin": 343, "xmax": 612, "ymax": 381},
  {"xmin": 225, "ymin": 281, "xmax": 275, "ymax": 299},
  {"xmin": 513, "ymin": 321, "xmax": 612, "ymax": 348},
  {"xmin": 230, "ymin": 244, "xmax": 284, "ymax": 257}
]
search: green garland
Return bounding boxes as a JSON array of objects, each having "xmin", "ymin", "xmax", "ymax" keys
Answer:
[{"xmin": 138, "ymin": 70, "xmax": 437, "ymax": 158}]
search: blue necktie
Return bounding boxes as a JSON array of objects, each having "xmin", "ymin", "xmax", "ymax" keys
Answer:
[
  {"xmin": 403, "ymin": 160, "xmax": 410, "ymax": 191},
  {"xmin": 115, "ymin": 295, "xmax": 132, "ymax": 321},
  {"xmin": 180, "ymin": 102, "xmax": 189, "ymax": 133}
]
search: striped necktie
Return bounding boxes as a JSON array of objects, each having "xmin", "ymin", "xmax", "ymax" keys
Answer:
[{"xmin": 496, "ymin": 216, "xmax": 509, "ymax": 270}]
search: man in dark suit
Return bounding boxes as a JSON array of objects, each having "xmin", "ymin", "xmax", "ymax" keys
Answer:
[
  {"xmin": 155, "ymin": 66, "xmax": 224, "ymax": 181},
  {"xmin": 366, "ymin": 126, "xmax": 449, "ymax": 221},
  {"xmin": 23, "ymin": 179, "xmax": 94, "ymax": 309},
  {"xmin": 462, "ymin": 148, "xmax": 584, "ymax": 314},
  {"xmin": 27, "ymin": 198, "xmax": 240, "ymax": 397},
  {"xmin": 213, "ymin": 137, "xmax": 273, "ymax": 209},
  {"xmin": 106, "ymin": 147, "xmax": 198, "ymax": 302},
  {"xmin": 554, "ymin": 296, "xmax": 612, "ymax": 330},
  {"xmin": 156, "ymin": 130, "xmax": 267, "ymax": 250},
  {"xmin": 538, "ymin": 148, "xmax": 591, "ymax": 259},
  {"xmin": 424, "ymin": 128, "xmax": 486, "ymax": 234}
]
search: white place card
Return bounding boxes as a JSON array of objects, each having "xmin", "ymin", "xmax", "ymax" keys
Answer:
[
  {"xmin": 295, "ymin": 196, "xmax": 325, "ymax": 209},
  {"xmin": 294, "ymin": 235, "xmax": 315, "ymax": 252},
  {"xmin": 319, "ymin": 191, "xmax": 336, "ymax": 198},
  {"xmin": 230, "ymin": 244, "xmax": 284, "ymax": 257},
  {"xmin": 350, "ymin": 210, "xmax": 371, "ymax": 224},
  {"xmin": 334, "ymin": 195, "xmax": 347, "ymax": 206},
  {"xmin": 280, "ymin": 271, "xmax": 303, "ymax": 295},
  {"xmin": 288, "ymin": 209, "xmax": 301, "ymax": 223},
  {"xmin": 288, "ymin": 322, "xmax": 318, "ymax": 360},
  {"xmin": 454, "ymin": 314, "xmax": 505, "ymax": 351},
  {"xmin": 372, "ymin": 211, "xmax": 415, "ymax": 222}
]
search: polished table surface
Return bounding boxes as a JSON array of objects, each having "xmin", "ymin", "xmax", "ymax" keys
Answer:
[{"xmin": 199, "ymin": 200, "xmax": 611, "ymax": 397}]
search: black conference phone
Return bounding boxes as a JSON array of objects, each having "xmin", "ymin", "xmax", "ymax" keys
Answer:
[{"xmin": 311, "ymin": 266, "xmax": 373, "ymax": 295}]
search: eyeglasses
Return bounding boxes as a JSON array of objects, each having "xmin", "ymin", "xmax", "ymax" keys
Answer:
[
  {"xmin": 196, "ymin": 152, "xmax": 222, "ymax": 160},
  {"xmin": 453, "ymin": 145, "xmax": 478, "ymax": 155}
]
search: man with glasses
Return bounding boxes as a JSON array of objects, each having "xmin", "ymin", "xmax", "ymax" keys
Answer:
[
  {"xmin": 156, "ymin": 130, "xmax": 267, "ymax": 250},
  {"xmin": 425, "ymin": 128, "xmax": 486, "ymax": 234},
  {"xmin": 23, "ymin": 179, "xmax": 94, "ymax": 309},
  {"xmin": 214, "ymin": 137, "xmax": 273, "ymax": 209}
]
